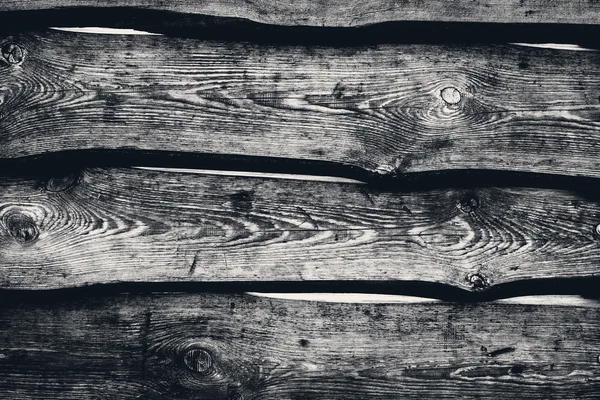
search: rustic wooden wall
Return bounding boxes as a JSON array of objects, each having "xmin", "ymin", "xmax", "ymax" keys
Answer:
[
  {"xmin": 1, "ymin": 2, "xmax": 600, "ymax": 399},
  {"xmin": 1, "ymin": 293, "xmax": 600, "ymax": 399}
]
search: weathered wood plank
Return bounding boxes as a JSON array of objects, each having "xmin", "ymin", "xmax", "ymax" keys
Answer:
[
  {"xmin": 1, "ymin": 31, "xmax": 600, "ymax": 178},
  {"xmin": 0, "ymin": 292, "xmax": 599, "ymax": 399},
  {"xmin": 0, "ymin": 0, "xmax": 599, "ymax": 27},
  {"xmin": 2, "ymin": 167, "xmax": 600, "ymax": 291}
]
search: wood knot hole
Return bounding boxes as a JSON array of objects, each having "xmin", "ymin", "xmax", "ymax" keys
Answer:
[
  {"xmin": 1, "ymin": 43, "xmax": 24, "ymax": 65},
  {"xmin": 45, "ymin": 171, "xmax": 80, "ymax": 192},
  {"xmin": 183, "ymin": 348, "xmax": 213, "ymax": 374},
  {"xmin": 4, "ymin": 213, "xmax": 38, "ymax": 244},
  {"xmin": 467, "ymin": 273, "xmax": 489, "ymax": 291},
  {"xmin": 441, "ymin": 87, "xmax": 461, "ymax": 105},
  {"xmin": 458, "ymin": 196, "xmax": 479, "ymax": 213}
]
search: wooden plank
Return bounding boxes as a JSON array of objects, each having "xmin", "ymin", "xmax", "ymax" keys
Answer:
[
  {"xmin": 0, "ymin": 0, "xmax": 599, "ymax": 27},
  {"xmin": 0, "ymin": 292, "xmax": 599, "ymax": 399},
  {"xmin": 1, "ymin": 31, "xmax": 600, "ymax": 178},
  {"xmin": 2, "ymin": 167, "xmax": 600, "ymax": 291}
]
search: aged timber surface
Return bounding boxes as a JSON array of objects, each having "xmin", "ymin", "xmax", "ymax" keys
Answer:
[
  {"xmin": 0, "ymin": 292, "xmax": 599, "ymax": 399},
  {"xmin": 0, "ymin": 0, "xmax": 599, "ymax": 26},
  {"xmin": 1, "ymin": 30, "xmax": 600, "ymax": 178},
  {"xmin": 2, "ymin": 167, "xmax": 600, "ymax": 290}
]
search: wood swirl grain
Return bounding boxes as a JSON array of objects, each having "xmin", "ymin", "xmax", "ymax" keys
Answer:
[
  {"xmin": 0, "ymin": 292, "xmax": 599, "ymax": 399},
  {"xmin": 0, "ymin": 0, "xmax": 599, "ymax": 26},
  {"xmin": 2, "ymin": 167, "xmax": 600, "ymax": 290},
  {"xmin": 0, "ymin": 31, "xmax": 600, "ymax": 177}
]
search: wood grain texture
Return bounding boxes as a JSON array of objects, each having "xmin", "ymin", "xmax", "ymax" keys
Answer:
[
  {"xmin": 0, "ymin": 292, "xmax": 599, "ymax": 399},
  {"xmin": 1, "ymin": 30, "xmax": 600, "ymax": 178},
  {"xmin": 0, "ymin": 0, "xmax": 599, "ymax": 26},
  {"xmin": 2, "ymin": 167, "xmax": 600, "ymax": 291}
]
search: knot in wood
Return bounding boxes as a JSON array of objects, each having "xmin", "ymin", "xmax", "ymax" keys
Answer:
[
  {"xmin": 595, "ymin": 224, "xmax": 600, "ymax": 236},
  {"xmin": 45, "ymin": 171, "xmax": 80, "ymax": 192},
  {"xmin": 458, "ymin": 196, "xmax": 479, "ymax": 213},
  {"xmin": 440, "ymin": 87, "xmax": 461, "ymax": 105},
  {"xmin": 4, "ymin": 213, "xmax": 38, "ymax": 243},
  {"xmin": 467, "ymin": 273, "xmax": 489, "ymax": 291},
  {"xmin": 183, "ymin": 348, "xmax": 213, "ymax": 374},
  {"xmin": 1, "ymin": 43, "xmax": 24, "ymax": 65}
]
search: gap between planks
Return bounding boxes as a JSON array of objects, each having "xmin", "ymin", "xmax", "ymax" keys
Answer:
[{"xmin": 49, "ymin": 27, "xmax": 599, "ymax": 52}]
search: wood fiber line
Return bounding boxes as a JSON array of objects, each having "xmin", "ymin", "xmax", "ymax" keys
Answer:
[
  {"xmin": 2, "ymin": 167, "xmax": 600, "ymax": 290},
  {"xmin": 0, "ymin": 31, "xmax": 600, "ymax": 177},
  {"xmin": 0, "ymin": 292, "xmax": 599, "ymax": 399},
  {"xmin": 0, "ymin": 0, "xmax": 599, "ymax": 26}
]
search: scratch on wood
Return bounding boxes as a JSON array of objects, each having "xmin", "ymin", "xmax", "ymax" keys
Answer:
[
  {"xmin": 189, "ymin": 251, "xmax": 200, "ymax": 276},
  {"xmin": 359, "ymin": 187, "xmax": 376, "ymax": 206},
  {"xmin": 222, "ymin": 252, "xmax": 229, "ymax": 269},
  {"xmin": 297, "ymin": 206, "xmax": 319, "ymax": 229},
  {"xmin": 140, "ymin": 310, "xmax": 151, "ymax": 374}
]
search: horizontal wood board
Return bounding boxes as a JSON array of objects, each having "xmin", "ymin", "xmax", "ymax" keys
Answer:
[
  {"xmin": 1, "ymin": 30, "xmax": 600, "ymax": 178},
  {"xmin": 2, "ymin": 167, "xmax": 600, "ymax": 290},
  {"xmin": 0, "ymin": 0, "xmax": 599, "ymax": 26},
  {"xmin": 0, "ymin": 292, "xmax": 599, "ymax": 399}
]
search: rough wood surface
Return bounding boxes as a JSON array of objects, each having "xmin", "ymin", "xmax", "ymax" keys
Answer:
[
  {"xmin": 1, "ymin": 30, "xmax": 600, "ymax": 178},
  {"xmin": 0, "ymin": 292, "xmax": 599, "ymax": 399},
  {"xmin": 0, "ymin": 0, "xmax": 599, "ymax": 26},
  {"xmin": 2, "ymin": 167, "xmax": 600, "ymax": 291}
]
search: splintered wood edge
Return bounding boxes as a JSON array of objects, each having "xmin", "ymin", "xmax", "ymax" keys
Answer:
[
  {"xmin": 0, "ymin": 292, "xmax": 599, "ymax": 399},
  {"xmin": 247, "ymin": 293, "xmax": 600, "ymax": 307}
]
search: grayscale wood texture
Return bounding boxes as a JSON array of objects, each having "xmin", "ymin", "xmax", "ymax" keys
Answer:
[
  {"xmin": 0, "ymin": 292, "xmax": 599, "ymax": 399},
  {"xmin": 0, "ymin": 0, "xmax": 599, "ymax": 26},
  {"xmin": 2, "ymin": 167, "xmax": 600, "ymax": 290},
  {"xmin": 1, "ymin": 31, "xmax": 600, "ymax": 178}
]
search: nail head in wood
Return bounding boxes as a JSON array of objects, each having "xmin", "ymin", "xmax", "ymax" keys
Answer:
[
  {"xmin": 183, "ymin": 348, "xmax": 213, "ymax": 374},
  {"xmin": 467, "ymin": 273, "xmax": 489, "ymax": 291},
  {"xmin": 458, "ymin": 196, "xmax": 480, "ymax": 213},
  {"xmin": 508, "ymin": 365, "xmax": 525, "ymax": 374},
  {"xmin": 1, "ymin": 43, "xmax": 24, "ymax": 65},
  {"xmin": 4, "ymin": 213, "xmax": 38, "ymax": 244},
  {"xmin": 440, "ymin": 87, "xmax": 461, "ymax": 105}
]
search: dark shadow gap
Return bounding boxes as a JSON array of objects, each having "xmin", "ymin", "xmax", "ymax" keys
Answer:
[
  {"xmin": 0, "ymin": 277, "xmax": 599, "ymax": 305},
  {"xmin": 2, "ymin": 149, "xmax": 600, "ymax": 200},
  {"xmin": 0, "ymin": 8, "xmax": 598, "ymax": 47}
]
